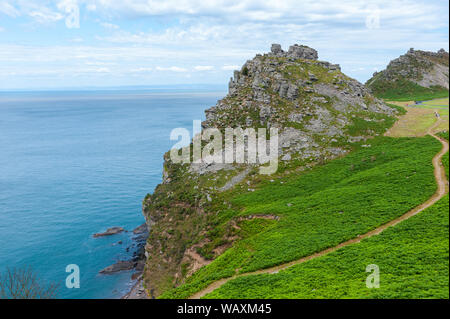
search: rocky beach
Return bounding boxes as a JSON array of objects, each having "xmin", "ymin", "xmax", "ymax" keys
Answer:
[{"xmin": 93, "ymin": 223, "xmax": 149, "ymax": 298}]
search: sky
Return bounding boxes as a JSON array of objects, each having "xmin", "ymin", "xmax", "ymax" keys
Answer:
[{"xmin": 0, "ymin": 0, "xmax": 448, "ymax": 90}]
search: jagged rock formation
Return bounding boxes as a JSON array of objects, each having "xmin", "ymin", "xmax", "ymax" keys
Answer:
[
  {"xmin": 366, "ymin": 48, "xmax": 449, "ymax": 99},
  {"xmin": 201, "ymin": 44, "xmax": 393, "ymax": 170},
  {"xmin": 141, "ymin": 44, "xmax": 398, "ymax": 297}
]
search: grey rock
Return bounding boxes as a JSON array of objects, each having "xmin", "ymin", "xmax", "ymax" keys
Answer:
[
  {"xmin": 287, "ymin": 44, "xmax": 318, "ymax": 60},
  {"xmin": 271, "ymin": 43, "xmax": 283, "ymax": 56},
  {"xmin": 133, "ymin": 223, "xmax": 148, "ymax": 235},
  {"xmin": 367, "ymin": 48, "xmax": 449, "ymax": 90},
  {"xmin": 286, "ymin": 83, "xmax": 299, "ymax": 100},
  {"xmin": 219, "ymin": 168, "xmax": 252, "ymax": 192},
  {"xmin": 99, "ymin": 260, "xmax": 135, "ymax": 274},
  {"xmin": 93, "ymin": 227, "xmax": 125, "ymax": 238},
  {"xmin": 288, "ymin": 112, "xmax": 303, "ymax": 123}
]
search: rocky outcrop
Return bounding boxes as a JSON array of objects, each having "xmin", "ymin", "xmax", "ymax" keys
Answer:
[
  {"xmin": 100, "ymin": 260, "xmax": 135, "ymax": 274},
  {"xmin": 133, "ymin": 223, "xmax": 148, "ymax": 235},
  {"xmin": 204, "ymin": 44, "xmax": 392, "ymax": 168},
  {"xmin": 366, "ymin": 48, "xmax": 449, "ymax": 98},
  {"xmin": 270, "ymin": 43, "xmax": 319, "ymax": 60},
  {"xmin": 99, "ymin": 224, "xmax": 148, "ymax": 277},
  {"xmin": 93, "ymin": 227, "xmax": 124, "ymax": 238},
  {"xmin": 141, "ymin": 44, "xmax": 398, "ymax": 297}
]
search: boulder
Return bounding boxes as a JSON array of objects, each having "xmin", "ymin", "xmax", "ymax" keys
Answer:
[
  {"xmin": 99, "ymin": 260, "xmax": 135, "ymax": 274},
  {"xmin": 133, "ymin": 223, "xmax": 148, "ymax": 235},
  {"xmin": 271, "ymin": 43, "xmax": 283, "ymax": 56},
  {"xmin": 287, "ymin": 44, "xmax": 318, "ymax": 60},
  {"xmin": 93, "ymin": 227, "xmax": 124, "ymax": 238}
]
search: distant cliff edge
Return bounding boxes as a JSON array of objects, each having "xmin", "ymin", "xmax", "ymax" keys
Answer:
[{"xmin": 366, "ymin": 48, "xmax": 449, "ymax": 100}]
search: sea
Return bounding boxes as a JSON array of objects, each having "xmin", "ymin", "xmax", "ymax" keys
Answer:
[{"xmin": 0, "ymin": 88, "xmax": 224, "ymax": 298}]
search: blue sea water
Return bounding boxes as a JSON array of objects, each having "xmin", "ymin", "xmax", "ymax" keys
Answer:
[{"xmin": 0, "ymin": 89, "xmax": 224, "ymax": 298}]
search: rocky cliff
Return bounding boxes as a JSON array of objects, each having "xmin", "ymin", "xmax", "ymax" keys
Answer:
[
  {"xmin": 366, "ymin": 48, "xmax": 449, "ymax": 99},
  {"xmin": 141, "ymin": 44, "xmax": 398, "ymax": 298}
]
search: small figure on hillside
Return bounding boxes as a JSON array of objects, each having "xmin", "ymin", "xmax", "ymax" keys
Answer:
[{"xmin": 435, "ymin": 111, "xmax": 440, "ymax": 118}]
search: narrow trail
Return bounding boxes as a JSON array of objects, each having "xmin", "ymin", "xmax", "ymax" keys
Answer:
[{"xmin": 190, "ymin": 120, "xmax": 449, "ymax": 299}]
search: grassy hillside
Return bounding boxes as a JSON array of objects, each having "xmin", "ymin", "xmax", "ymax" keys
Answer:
[
  {"xmin": 438, "ymin": 131, "xmax": 449, "ymax": 178},
  {"xmin": 160, "ymin": 136, "xmax": 441, "ymax": 298},
  {"xmin": 205, "ymin": 195, "xmax": 449, "ymax": 299},
  {"xmin": 142, "ymin": 45, "xmax": 400, "ymax": 297},
  {"xmin": 366, "ymin": 49, "xmax": 449, "ymax": 101},
  {"xmin": 368, "ymin": 77, "xmax": 448, "ymax": 101}
]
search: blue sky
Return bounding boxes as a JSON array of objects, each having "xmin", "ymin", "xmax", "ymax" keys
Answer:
[{"xmin": 0, "ymin": 0, "xmax": 448, "ymax": 90}]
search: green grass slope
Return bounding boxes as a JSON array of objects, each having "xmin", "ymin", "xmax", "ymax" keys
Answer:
[
  {"xmin": 205, "ymin": 195, "xmax": 449, "ymax": 299},
  {"xmin": 160, "ymin": 136, "xmax": 441, "ymax": 298},
  {"xmin": 438, "ymin": 131, "xmax": 449, "ymax": 178},
  {"xmin": 368, "ymin": 77, "xmax": 448, "ymax": 101},
  {"xmin": 365, "ymin": 49, "xmax": 449, "ymax": 101}
]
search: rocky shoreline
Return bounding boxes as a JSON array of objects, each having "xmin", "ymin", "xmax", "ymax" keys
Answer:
[
  {"xmin": 93, "ymin": 223, "xmax": 149, "ymax": 298},
  {"xmin": 122, "ymin": 275, "xmax": 148, "ymax": 299},
  {"xmin": 93, "ymin": 226, "xmax": 125, "ymax": 238}
]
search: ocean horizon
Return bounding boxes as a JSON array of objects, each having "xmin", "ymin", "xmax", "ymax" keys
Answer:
[{"xmin": 0, "ymin": 88, "xmax": 225, "ymax": 298}]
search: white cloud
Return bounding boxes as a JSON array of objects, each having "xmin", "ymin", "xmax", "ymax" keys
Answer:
[
  {"xmin": 222, "ymin": 65, "xmax": 239, "ymax": 70},
  {"xmin": 92, "ymin": 67, "xmax": 110, "ymax": 73},
  {"xmin": 28, "ymin": 9, "xmax": 64, "ymax": 24},
  {"xmin": 85, "ymin": 61, "xmax": 116, "ymax": 66},
  {"xmin": 100, "ymin": 22, "xmax": 119, "ymax": 29},
  {"xmin": 131, "ymin": 67, "xmax": 153, "ymax": 72},
  {"xmin": 156, "ymin": 66, "xmax": 188, "ymax": 72},
  {"xmin": 0, "ymin": 26, "xmax": 4, "ymax": 32},
  {"xmin": 194, "ymin": 65, "xmax": 213, "ymax": 71},
  {"xmin": 0, "ymin": 0, "xmax": 448, "ymax": 88},
  {"xmin": 101, "ymin": 24, "xmax": 230, "ymax": 45},
  {"xmin": 86, "ymin": 4, "xmax": 96, "ymax": 11},
  {"xmin": 82, "ymin": 0, "xmax": 447, "ymax": 29},
  {"xmin": 70, "ymin": 37, "xmax": 84, "ymax": 43},
  {"xmin": 0, "ymin": 0, "xmax": 80, "ymax": 28},
  {"xmin": 0, "ymin": 1, "xmax": 19, "ymax": 17}
]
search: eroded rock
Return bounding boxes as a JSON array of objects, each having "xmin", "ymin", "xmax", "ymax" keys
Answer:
[{"xmin": 93, "ymin": 227, "xmax": 124, "ymax": 238}]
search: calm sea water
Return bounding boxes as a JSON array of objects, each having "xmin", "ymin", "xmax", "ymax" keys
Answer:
[{"xmin": 0, "ymin": 89, "xmax": 224, "ymax": 298}]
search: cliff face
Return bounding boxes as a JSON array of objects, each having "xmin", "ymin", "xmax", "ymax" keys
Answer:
[
  {"xmin": 366, "ymin": 48, "xmax": 449, "ymax": 99},
  {"xmin": 141, "ymin": 44, "xmax": 397, "ymax": 297}
]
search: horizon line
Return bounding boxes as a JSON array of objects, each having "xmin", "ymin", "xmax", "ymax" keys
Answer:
[{"xmin": 0, "ymin": 83, "xmax": 229, "ymax": 93}]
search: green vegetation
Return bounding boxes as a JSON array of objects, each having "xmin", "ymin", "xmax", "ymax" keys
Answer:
[
  {"xmin": 142, "ymin": 55, "xmax": 402, "ymax": 296},
  {"xmin": 422, "ymin": 98, "xmax": 449, "ymax": 108},
  {"xmin": 438, "ymin": 131, "xmax": 449, "ymax": 178},
  {"xmin": 345, "ymin": 112, "xmax": 396, "ymax": 136},
  {"xmin": 369, "ymin": 78, "xmax": 448, "ymax": 101},
  {"xmin": 160, "ymin": 136, "xmax": 441, "ymax": 298},
  {"xmin": 205, "ymin": 195, "xmax": 449, "ymax": 299},
  {"xmin": 145, "ymin": 48, "xmax": 447, "ymax": 299},
  {"xmin": 385, "ymin": 103, "xmax": 406, "ymax": 115},
  {"xmin": 438, "ymin": 131, "xmax": 449, "ymax": 140},
  {"xmin": 242, "ymin": 66, "xmax": 249, "ymax": 76}
]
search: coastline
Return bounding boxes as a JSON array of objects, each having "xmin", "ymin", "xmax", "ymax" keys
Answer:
[
  {"xmin": 122, "ymin": 276, "xmax": 148, "ymax": 299},
  {"xmin": 121, "ymin": 225, "xmax": 150, "ymax": 299},
  {"xmin": 94, "ymin": 223, "xmax": 149, "ymax": 299},
  {"xmin": 121, "ymin": 224, "xmax": 149, "ymax": 299}
]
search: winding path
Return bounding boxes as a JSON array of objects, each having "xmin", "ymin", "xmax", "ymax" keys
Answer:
[{"xmin": 190, "ymin": 121, "xmax": 449, "ymax": 299}]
